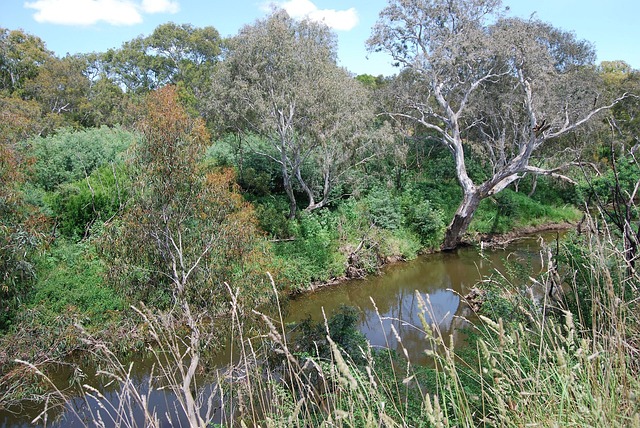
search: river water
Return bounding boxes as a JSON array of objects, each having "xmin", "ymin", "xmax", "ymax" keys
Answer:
[
  {"xmin": 283, "ymin": 233, "xmax": 549, "ymax": 364},
  {"xmin": 1, "ymin": 232, "xmax": 555, "ymax": 427}
]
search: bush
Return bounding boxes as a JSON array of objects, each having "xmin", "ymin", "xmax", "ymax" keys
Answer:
[
  {"xmin": 273, "ymin": 211, "xmax": 346, "ymax": 289},
  {"xmin": 404, "ymin": 199, "xmax": 446, "ymax": 248},
  {"xmin": 30, "ymin": 239, "xmax": 125, "ymax": 325},
  {"xmin": 375, "ymin": 227, "xmax": 422, "ymax": 261},
  {"xmin": 46, "ymin": 163, "xmax": 130, "ymax": 240},
  {"xmin": 471, "ymin": 189, "xmax": 580, "ymax": 234},
  {"xmin": 26, "ymin": 126, "xmax": 136, "ymax": 191},
  {"xmin": 363, "ymin": 187, "xmax": 402, "ymax": 230},
  {"xmin": 253, "ymin": 195, "xmax": 294, "ymax": 238}
]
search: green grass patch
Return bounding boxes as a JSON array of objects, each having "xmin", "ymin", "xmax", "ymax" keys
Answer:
[
  {"xmin": 29, "ymin": 239, "xmax": 125, "ymax": 327},
  {"xmin": 471, "ymin": 189, "xmax": 581, "ymax": 234}
]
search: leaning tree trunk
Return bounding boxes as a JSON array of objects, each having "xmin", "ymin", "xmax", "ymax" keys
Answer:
[{"xmin": 442, "ymin": 190, "xmax": 483, "ymax": 251}]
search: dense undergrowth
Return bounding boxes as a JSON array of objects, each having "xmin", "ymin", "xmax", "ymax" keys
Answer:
[
  {"xmin": 2, "ymin": 8, "xmax": 639, "ymax": 425},
  {"xmin": 6, "ymin": 212, "xmax": 638, "ymax": 427},
  {"xmin": 0, "ymin": 120, "xmax": 595, "ymax": 425}
]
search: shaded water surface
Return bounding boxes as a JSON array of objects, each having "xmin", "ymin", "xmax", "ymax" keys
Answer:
[
  {"xmin": 1, "ymin": 233, "xmax": 555, "ymax": 427},
  {"xmin": 283, "ymin": 234, "xmax": 548, "ymax": 364}
]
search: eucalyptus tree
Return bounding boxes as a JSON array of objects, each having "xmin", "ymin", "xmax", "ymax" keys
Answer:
[
  {"xmin": 23, "ymin": 54, "xmax": 93, "ymax": 128},
  {"xmin": 0, "ymin": 28, "xmax": 51, "ymax": 95},
  {"xmin": 210, "ymin": 11, "xmax": 385, "ymax": 218},
  {"xmin": 369, "ymin": 0, "xmax": 628, "ymax": 249},
  {"xmin": 101, "ymin": 86, "xmax": 267, "ymax": 313},
  {"xmin": 102, "ymin": 22, "xmax": 221, "ymax": 96}
]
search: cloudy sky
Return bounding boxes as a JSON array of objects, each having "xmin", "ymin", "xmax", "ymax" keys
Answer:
[{"xmin": 1, "ymin": 0, "xmax": 638, "ymax": 76}]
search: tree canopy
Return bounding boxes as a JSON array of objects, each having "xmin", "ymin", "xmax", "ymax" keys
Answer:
[
  {"xmin": 369, "ymin": 0, "xmax": 628, "ymax": 249},
  {"xmin": 211, "ymin": 11, "xmax": 387, "ymax": 218}
]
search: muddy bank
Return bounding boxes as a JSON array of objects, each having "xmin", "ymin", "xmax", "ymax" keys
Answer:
[
  {"xmin": 303, "ymin": 221, "xmax": 576, "ymax": 294},
  {"xmin": 475, "ymin": 221, "xmax": 575, "ymax": 248}
]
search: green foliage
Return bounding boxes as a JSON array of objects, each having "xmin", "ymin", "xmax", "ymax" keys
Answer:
[
  {"xmin": 291, "ymin": 305, "xmax": 367, "ymax": 365},
  {"xmin": 524, "ymin": 175, "xmax": 581, "ymax": 206},
  {"xmin": 355, "ymin": 73, "xmax": 387, "ymax": 90},
  {"xmin": 557, "ymin": 231, "xmax": 634, "ymax": 332},
  {"xmin": 0, "ymin": 223, "xmax": 40, "ymax": 330},
  {"xmin": 27, "ymin": 126, "xmax": 136, "ymax": 191},
  {"xmin": 374, "ymin": 227, "xmax": 423, "ymax": 261},
  {"xmin": 253, "ymin": 195, "xmax": 294, "ymax": 238},
  {"xmin": 46, "ymin": 162, "xmax": 129, "ymax": 239},
  {"xmin": 363, "ymin": 187, "xmax": 403, "ymax": 230},
  {"xmin": 471, "ymin": 188, "xmax": 580, "ymax": 234},
  {"xmin": 102, "ymin": 22, "xmax": 220, "ymax": 95},
  {"xmin": 0, "ymin": 28, "xmax": 52, "ymax": 95},
  {"xmin": 273, "ymin": 210, "xmax": 346, "ymax": 289},
  {"xmin": 207, "ymin": 133, "xmax": 283, "ymax": 197},
  {"xmin": 405, "ymin": 200, "xmax": 446, "ymax": 247},
  {"xmin": 0, "ymin": 119, "xmax": 45, "ymax": 330},
  {"xmin": 404, "ymin": 175, "xmax": 462, "ymax": 219},
  {"xmin": 580, "ymin": 156, "xmax": 640, "ymax": 205},
  {"xmin": 558, "ymin": 237, "xmax": 598, "ymax": 329},
  {"xmin": 479, "ymin": 280, "xmax": 525, "ymax": 324},
  {"xmin": 101, "ymin": 87, "xmax": 270, "ymax": 312},
  {"xmin": 211, "ymin": 11, "xmax": 382, "ymax": 218},
  {"xmin": 30, "ymin": 239, "xmax": 124, "ymax": 324},
  {"xmin": 369, "ymin": 350, "xmax": 439, "ymax": 427}
]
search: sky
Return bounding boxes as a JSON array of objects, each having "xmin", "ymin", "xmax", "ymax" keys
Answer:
[{"xmin": 1, "ymin": 0, "xmax": 638, "ymax": 77}]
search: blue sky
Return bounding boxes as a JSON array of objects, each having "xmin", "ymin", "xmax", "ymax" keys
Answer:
[{"xmin": 1, "ymin": 0, "xmax": 638, "ymax": 76}]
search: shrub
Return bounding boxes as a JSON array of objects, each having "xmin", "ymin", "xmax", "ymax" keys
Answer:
[
  {"xmin": 46, "ymin": 163, "xmax": 130, "ymax": 240},
  {"xmin": 26, "ymin": 126, "xmax": 136, "ymax": 191},
  {"xmin": 405, "ymin": 200, "xmax": 446, "ymax": 248},
  {"xmin": 273, "ymin": 211, "xmax": 346, "ymax": 289},
  {"xmin": 253, "ymin": 195, "xmax": 294, "ymax": 239},
  {"xmin": 471, "ymin": 189, "xmax": 580, "ymax": 234},
  {"xmin": 30, "ymin": 239, "xmax": 125, "ymax": 325},
  {"xmin": 363, "ymin": 187, "xmax": 402, "ymax": 230}
]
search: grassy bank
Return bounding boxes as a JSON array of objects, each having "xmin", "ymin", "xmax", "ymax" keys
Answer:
[
  {"xmin": 9, "ymin": 211, "xmax": 638, "ymax": 427},
  {"xmin": 0, "ymin": 130, "xmax": 585, "ymax": 418}
]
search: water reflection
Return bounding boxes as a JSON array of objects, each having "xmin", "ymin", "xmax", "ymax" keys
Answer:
[{"xmin": 284, "ymin": 235, "xmax": 548, "ymax": 364}]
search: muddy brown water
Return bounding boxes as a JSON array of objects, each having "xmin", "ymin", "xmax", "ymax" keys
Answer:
[{"xmin": 0, "ymin": 232, "xmax": 558, "ymax": 427}]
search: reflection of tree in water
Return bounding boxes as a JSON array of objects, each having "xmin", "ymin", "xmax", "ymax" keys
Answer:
[
  {"xmin": 361, "ymin": 288, "xmax": 460, "ymax": 364},
  {"xmin": 284, "ymin": 238, "xmax": 548, "ymax": 364}
]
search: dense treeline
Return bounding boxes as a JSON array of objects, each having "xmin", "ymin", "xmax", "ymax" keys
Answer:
[{"xmin": 1, "ymin": 0, "xmax": 639, "ymax": 425}]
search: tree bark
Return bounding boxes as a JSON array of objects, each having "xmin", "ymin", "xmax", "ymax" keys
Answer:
[
  {"xmin": 442, "ymin": 190, "xmax": 482, "ymax": 251},
  {"xmin": 283, "ymin": 168, "xmax": 297, "ymax": 219}
]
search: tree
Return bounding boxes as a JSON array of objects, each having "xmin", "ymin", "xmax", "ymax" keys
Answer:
[
  {"xmin": 102, "ymin": 22, "xmax": 221, "ymax": 98},
  {"xmin": 211, "ymin": 11, "xmax": 385, "ymax": 218},
  {"xmin": 23, "ymin": 54, "xmax": 92, "ymax": 128},
  {"xmin": 0, "ymin": 100, "xmax": 46, "ymax": 329},
  {"xmin": 369, "ymin": 0, "xmax": 628, "ymax": 249},
  {"xmin": 102, "ymin": 86, "xmax": 267, "ymax": 313},
  {"xmin": 579, "ymin": 66, "xmax": 640, "ymax": 271},
  {"xmin": 0, "ymin": 28, "xmax": 51, "ymax": 95}
]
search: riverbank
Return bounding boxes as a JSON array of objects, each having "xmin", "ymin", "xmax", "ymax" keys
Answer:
[
  {"xmin": 0, "ymin": 198, "xmax": 582, "ymax": 418},
  {"xmin": 8, "ymin": 212, "xmax": 635, "ymax": 428},
  {"xmin": 476, "ymin": 221, "xmax": 576, "ymax": 248},
  {"xmin": 303, "ymin": 219, "xmax": 578, "ymax": 294},
  {"xmin": 0, "ymin": 217, "xmax": 576, "ymax": 426}
]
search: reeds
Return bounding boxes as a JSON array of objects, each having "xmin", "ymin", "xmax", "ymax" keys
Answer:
[{"xmin": 13, "ymin": 213, "xmax": 640, "ymax": 427}]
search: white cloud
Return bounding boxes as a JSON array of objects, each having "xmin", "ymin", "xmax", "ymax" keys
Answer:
[
  {"xmin": 141, "ymin": 0, "xmax": 179, "ymax": 14},
  {"xmin": 24, "ymin": 0, "xmax": 179, "ymax": 26},
  {"xmin": 275, "ymin": 0, "xmax": 359, "ymax": 31}
]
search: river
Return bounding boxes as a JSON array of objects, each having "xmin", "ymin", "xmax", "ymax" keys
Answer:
[{"xmin": 0, "ymin": 232, "xmax": 556, "ymax": 427}]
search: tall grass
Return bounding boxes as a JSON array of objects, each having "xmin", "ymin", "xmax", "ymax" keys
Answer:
[{"xmin": 13, "ymin": 213, "xmax": 640, "ymax": 427}]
